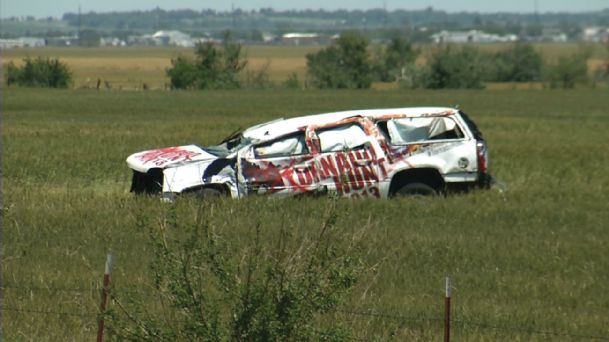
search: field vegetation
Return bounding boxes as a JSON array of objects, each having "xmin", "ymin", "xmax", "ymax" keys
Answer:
[
  {"xmin": 3, "ymin": 85, "xmax": 609, "ymax": 340},
  {"xmin": 3, "ymin": 43, "xmax": 607, "ymax": 90}
]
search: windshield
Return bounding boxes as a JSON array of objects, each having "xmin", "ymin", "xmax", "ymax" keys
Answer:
[{"xmin": 203, "ymin": 132, "xmax": 252, "ymax": 158}]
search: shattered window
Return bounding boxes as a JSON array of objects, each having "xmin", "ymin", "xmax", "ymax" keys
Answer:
[
  {"xmin": 317, "ymin": 124, "xmax": 368, "ymax": 153},
  {"xmin": 254, "ymin": 133, "xmax": 308, "ymax": 158},
  {"xmin": 205, "ymin": 134, "xmax": 251, "ymax": 157},
  {"xmin": 385, "ymin": 117, "xmax": 463, "ymax": 145}
]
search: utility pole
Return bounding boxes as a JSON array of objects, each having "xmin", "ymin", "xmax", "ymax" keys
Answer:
[
  {"xmin": 533, "ymin": 0, "xmax": 541, "ymax": 37},
  {"xmin": 534, "ymin": 0, "xmax": 540, "ymax": 26},
  {"xmin": 231, "ymin": 3, "xmax": 236, "ymax": 30},
  {"xmin": 383, "ymin": 1, "xmax": 388, "ymax": 28},
  {"xmin": 78, "ymin": 5, "xmax": 82, "ymax": 46}
]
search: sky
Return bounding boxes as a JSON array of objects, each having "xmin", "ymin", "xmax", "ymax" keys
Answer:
[{"xmin": 1, "ymin": 0, "xmax": 608, "ymax": 19}]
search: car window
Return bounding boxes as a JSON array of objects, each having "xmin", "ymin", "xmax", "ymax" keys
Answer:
[
  {"xmin": 254, "ymin": 133, "xmax": 308, "ymax": 158},
  {"xmin": 385, "ymin": 117, "xmax": 463, "ymax": 144},
  {"xmin": 317, "ymin": 124, "xmax": 368, "ymax": 153}
]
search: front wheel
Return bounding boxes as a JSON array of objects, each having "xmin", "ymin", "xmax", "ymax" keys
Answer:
[{"xmin": 393, "ymin": 182, "xmax": 436, "ymax": 197}]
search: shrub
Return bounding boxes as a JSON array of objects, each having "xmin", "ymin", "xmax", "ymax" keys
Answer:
[
  {"xmin": 244, "ymin": 60, "xmax": 273, "ymax": 89},
  {"xmin": 373, "ymin": 37, "xmax": 419, "ymax": 83},
  {"xmin": 5, "ymin": 57, "xmax": 72, "ymax": 88},
  {"xmin": 547, "ymin": 52, "xmax": 590, "ymax": 89},
  {"xmin": 420, "ymin": 45, "xmax": 487, "ymax": 89},
  {"xmin": 491, "ymin": 43, "xmax": 543, "ymax": 82},
  {"xmin": 283, "ymin": 72, "xmax": 301, "ymax": 89},
  {"xmin": 109, "ymin": 200, "xmax": 363, "ymax": 341},
  {"xmin": 167, "ymin": 32, "xmax": 247, "ymax": 90},
  {"xmin": 306, "ymin": 31, "xmax": 373, "ymax": 89},
  {"xmin": 165, "ymin": 56, "xmax": 198, "ymax": 89}
]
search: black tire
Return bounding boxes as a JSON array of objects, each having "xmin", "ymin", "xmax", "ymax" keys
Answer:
[
  {"xmin": 197, "ymin": 187, "xmax": 224, "ymax": 200},
  {"xmin": 394, "ymin": 182, "xmax": 436, "ymax": 197}
]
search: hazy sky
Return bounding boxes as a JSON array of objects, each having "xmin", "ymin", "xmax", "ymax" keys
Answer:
[{"xmin": 1, "ymin": 0, "xmax": 608, "ymax": 18}]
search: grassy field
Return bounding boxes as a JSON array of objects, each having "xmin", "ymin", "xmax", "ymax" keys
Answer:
[
  {"xmin": 3, "ymin": 87, "xmax": 609, "ymax": 340},
  {"xmin": 3, "ymin": 43, "xmax": 607, "ymax": 90}
]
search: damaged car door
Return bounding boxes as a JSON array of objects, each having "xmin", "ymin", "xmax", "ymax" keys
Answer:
[
  {"xmin": 311, "ymin": 122, "xmax": 383, "ymax": 198},
  {"xmin": 237, "ymin": 132, "xmax": 321, "ymax": 196}
]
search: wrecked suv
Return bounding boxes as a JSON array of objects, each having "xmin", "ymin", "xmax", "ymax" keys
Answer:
[{"xmin": 126, "ymin": 107, "xmax": 491, "ymax": 199}]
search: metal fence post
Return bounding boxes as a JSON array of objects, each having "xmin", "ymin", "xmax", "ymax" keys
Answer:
[
  {"xmin": 97, "ymin": 254, "xmax": 112, "ymax": 342},
  {"xmin": 444, "ymin": 275, "xmax": 452, "ymax": 342}
]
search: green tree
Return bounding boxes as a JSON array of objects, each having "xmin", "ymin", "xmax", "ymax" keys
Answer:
[
  {"xmin": 79, "ymin": 29, "xmax": 101, "ymax": 47},
  {"xmin": 374, "ymin": 37, "xmax": 419, "ymax": 82},
  {"xmin": 594, "ymin": 42, "xmax": 609, "ymax": 85},
  {"xmin": 165, "ymin": 56, "xmax": 198, "ymax": 89},
  {"xmin": 306, "ymin": 31, "xmax": 372, "ymax": 89},
  {"xmin": 421, "ymin": 45, "xmax": 486, "ymax": 89},
  {"xmin": 547, "ymin": 52, "xmax": 590, "ymax": 89},
  {"xmin": 166, "ymin": 32, "xmax": 247, "ymax": 89},
  {"xmin": 5, "ymin": 57, "xmax": 72, "ymax": 88},
  {"xmin": 492, "ymin": 43, "xmax": 543, "ymax": 82}
]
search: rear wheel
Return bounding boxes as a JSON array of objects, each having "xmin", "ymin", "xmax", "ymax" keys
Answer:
[
  {"xmin": 197, "ymin": 187, "xmax": 224, "ymax": 199},
  {"xmin": 394, "ymin": 182, "xmax": 436, "ymax": 197}
]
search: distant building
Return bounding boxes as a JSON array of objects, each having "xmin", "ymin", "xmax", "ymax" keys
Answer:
[
  {"xmin": 538, "ymin": 28, "xmax": 568, "ymax": 43},
  {"xmin": 0, "ymin": 39, "xmax": 22, "ymax": 49},
  {"xmin": 281, "ymin": 33, "xmax": 329, "ymax": 45},
  {"xmin": 126, "ymin": 30, "xmax": 194, "ymax": 47},
  {"xmin": 152, "ymin": 30, "xmax": 194, "ymax": 47},
  {"xmin": 583, "ymin": 27, "xmax": 609, "ymax": 43},
  {"xmin": 100, "ymin": 37, "xmax": 126, "ymax": 47},
  {"xmin": 431, "ymin": 30, "xmax": 518, "ymax": 44},
  {"xmin": 262, "ymin": 33, "xmax": 277, "ymax": 44},
  {"xmin": 46, "ymin": 36, "xmax": 76, "ymax": 47},
  {"xmin": 21, "ymin": 37, "xmax": 46, "ymax": 47},
  {"xmin": 0, "ymin": 37, "xmax": 45, "ymax": 49}
]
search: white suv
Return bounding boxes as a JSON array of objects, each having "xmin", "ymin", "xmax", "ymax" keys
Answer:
[{"xmin": 126, "ymin": 107, "xmax": 491, "ymax": 198}]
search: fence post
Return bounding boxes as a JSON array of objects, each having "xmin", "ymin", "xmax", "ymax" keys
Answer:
[
  {"xmin": 444, "ymin": 275, "xmax": 451, "ymax": 342},
  {"xmin": 97, "ymin": 253, "xmax": 113, "ymax": 342}
]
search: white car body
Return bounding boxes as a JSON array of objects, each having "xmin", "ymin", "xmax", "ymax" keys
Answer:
[{"xmin": 126, "ymin": 107, "xmax": 490, "ymax": 198}]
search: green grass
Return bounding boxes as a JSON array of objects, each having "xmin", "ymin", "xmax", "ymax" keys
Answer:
[{"xmin": 3, "ymin": 88, "xmax": 609, "ymax": 340}]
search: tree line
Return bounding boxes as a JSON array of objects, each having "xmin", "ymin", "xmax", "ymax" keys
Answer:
[
  {"xmin": 4, "ymin": 31, "xmax": 605, "ymax": 90},
  {"xmin": 166, "ymin": 31, "xmax": 597, "ymax": 90}
]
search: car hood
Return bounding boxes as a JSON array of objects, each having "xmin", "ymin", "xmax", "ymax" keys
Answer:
[{"xmin": 126, "ymin": 145, "xmax": 217, "ymax": 173}]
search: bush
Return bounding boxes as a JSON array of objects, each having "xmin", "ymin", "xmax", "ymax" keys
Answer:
[
  {"xmin": 373, "ymin": 37, "xmax": 419, "ymax": 83},
  {"xmin": 167, "ymin": 32, "xmax": 247, "ymax": 90},
  {"xmin": 165, "ymin": 56, "xmax": 198, "ymax": 89},
  {"xmin": 5, "ymin": 57, "xmax": 72, "ymax": 88},
  {"xmin": 420, "ymin": 45, "xmax": 487, "ymax": 89},
  {"xmin": 306, "ymin": 31, "xmax": 372, "ymax": 89},
  {"xmin": 491, "ymin": 43, "xmax": 543, "ymax": 82},
  {"xmin": 547, "ymin": 52, "xmax": 590, "ymax": 89},
  {"xmin": 109, "ymin": 200, "xmax": 364, "ymax": 341},
  {"xmin": 283, "ymin": 72, "xmax": 301, "ymax": 89},
  {"xmin": 244, "ymin": 60, "xmax": 273, "ymax": 89}
]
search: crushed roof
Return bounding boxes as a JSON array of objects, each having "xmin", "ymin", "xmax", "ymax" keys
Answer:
[{"xmin": 243, "ymin": 107, "xmax": 457, "ymax": 142}]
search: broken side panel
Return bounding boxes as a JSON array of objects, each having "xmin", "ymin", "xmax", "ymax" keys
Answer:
[
  {"xmin": 237, "ymin": 132, "xmax": 322, "ymax": 197},
  {"xmin": 313, "ymin": 123, "xmax": 385, "ymax": 198}
]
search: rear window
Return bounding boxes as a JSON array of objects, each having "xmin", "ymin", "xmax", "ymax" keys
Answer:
[
  {"xmin": 382, "ymin": 117, "xmax": 463, "ymax": 145},
  {"xmin": 458, "ymin": 111, "xmax": 484, "ymax": 140}
]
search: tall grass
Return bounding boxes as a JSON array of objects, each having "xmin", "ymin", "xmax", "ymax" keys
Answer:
[{"xmin": 3, "ymin": 88, "xmax": 609, "ymax": 340}]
